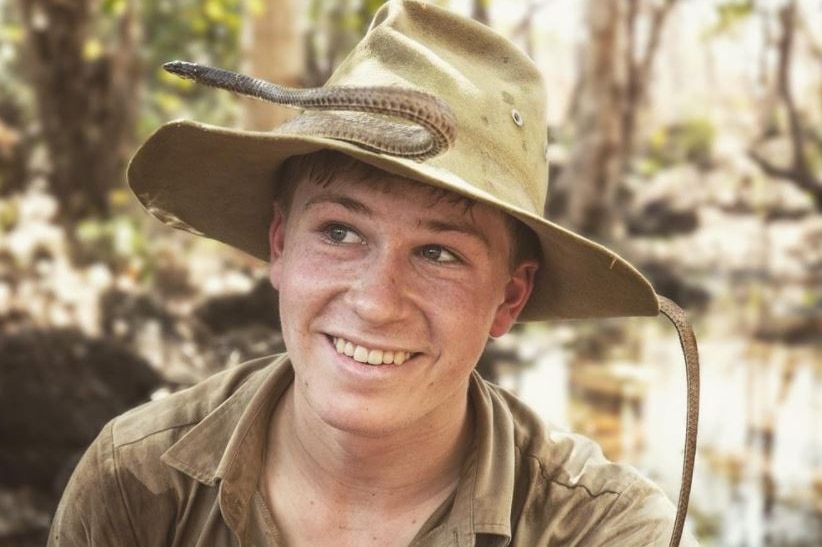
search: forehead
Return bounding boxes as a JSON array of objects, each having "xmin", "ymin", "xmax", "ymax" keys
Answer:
[
  {"xmin": 282, "ymin": 151, "xmax": 495, "ymax": 217},
  {"xmin": 306, "ymin": 172, "xmax": 468, "ymax": 208}
]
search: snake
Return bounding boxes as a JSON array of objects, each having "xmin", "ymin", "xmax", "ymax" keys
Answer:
[
  {"xmin": 164, "ymin": 61, "xmax": 700, "ymax": 547},
  {"xmin": 163, "ymin": 61, "xmax": 457, "ymax": 160}
]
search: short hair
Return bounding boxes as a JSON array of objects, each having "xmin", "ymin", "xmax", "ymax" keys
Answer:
[{"xmin": 273, "ymin": 150, "xmax": 540, "ymax": 270}]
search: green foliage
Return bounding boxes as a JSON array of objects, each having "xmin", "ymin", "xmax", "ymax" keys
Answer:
[
  {"xmin": 101, "ymin": 0, "xmax": 128, "ymax": 16},
  {"xmin": 807, "ymin": 136, "xmax": 822, "ymax": 173},
  {"xmin": 635, "ymin": 156, "xmax": 666, "ymax": 178},
  {"xmin": 75, "ymin": 212, "xmax": 151, "ymax": 271},
  {"xmin": 304, "ymin": 0, "xmax": 385, "ymax": 84},
  {"xmin": 0, "ymin": 197, "xmax": 16, "ymax": 232},
  {"xmin": 139, "ymin": 0, "xmax": 245, "ymax": 135},
  {"xmin": 0, "ymin": 2, "xmax": 24, "ymax": 91},
  {"xmin": 644, "ymin": 117, "xmax": 716, "ymax": 170},
  {"xmin": 705, "ymin": 0, "xmax": 754, "ymax": 38}
]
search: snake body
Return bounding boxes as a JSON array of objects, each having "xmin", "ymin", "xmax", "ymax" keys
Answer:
[
  {"xmin": 658, "ymin": 295, "xmax": 700, "ymax": 547},
  {"xmin": 163, "ymin": 61, "xmax": 457, "ymax": 160},
  {"xmin": 165, "ymin": 60, "xmax": 700, "ymax": 547}
]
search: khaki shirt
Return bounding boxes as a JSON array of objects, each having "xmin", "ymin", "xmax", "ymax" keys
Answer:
[{"xmin": 49, "ymin": 354, "xmax": 698, "ymax": 546}]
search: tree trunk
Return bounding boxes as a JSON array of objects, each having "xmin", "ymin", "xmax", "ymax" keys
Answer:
[
  {"xmin": 18, "ymin": 0, "xmax": 140, "ymax": 222},
  {"xmin": 241, "ymin": 0, "xmax": 303, "ymax": 131},
  {"xmin": 511, "ymin": 1, "xmax": 550, "ymax": 59},
  {"xmin": 621, "ymin": 0, "xmax": 677, "ymax": 161},
  {"xmin": 557, "ymin": 0, "xmax": 678, "ymax": 239},
  {"xmin": 558, "ymin": 0, "xmax": 626, "ymax": 238},
  {"xmin": 472, "ymin": 0, "xmax": 491, "ymax": 26}
]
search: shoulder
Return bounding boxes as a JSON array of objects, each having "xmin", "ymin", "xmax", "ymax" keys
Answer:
[
  {"xmin": 111, "ymin": 353, "xmax": 283, "ymax": 450},
  {"xmin": 483, "ymin": 381, "xmax": 691, "ymax": 546},
  {"xmin": 484, "ymin": 381, "xmax": 642, "ymax": 494},
  {"xmin": 48, "ymin": 354, "xmax": 288, "ymax": 546}
]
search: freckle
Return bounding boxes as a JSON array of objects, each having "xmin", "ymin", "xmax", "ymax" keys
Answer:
[
  {"xmin": 428, "ymin": 382, "xmax": 434, "ymax": 387},
  {"xmin": 412, "ymin": 519, "xmax": 417, "ymax": 524}
]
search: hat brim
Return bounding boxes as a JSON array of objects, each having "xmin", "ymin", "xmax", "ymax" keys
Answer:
[{"xmin": 128, "ymin": 119, "xmax": 658, "ymax": 321}]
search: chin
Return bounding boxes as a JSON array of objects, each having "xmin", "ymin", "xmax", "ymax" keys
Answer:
[{"xmin": 305, "ymin": 388, "xmax": 410, "ymax": 438}]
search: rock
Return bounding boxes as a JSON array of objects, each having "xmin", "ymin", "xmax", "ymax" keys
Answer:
[
  {"xmin": 0, "ymin": 486, "xmax": 51, "ymax": 545},
  {"xmin": 627, "ymin": 198, "xmax": 699, "ymax": 236},
  {"xmin": 625, "ymin": 165, "xmax": 702, "ymax": 237},
  {"xmin": 753, "ymin": 309, "xmax": 822, "ymax": 345},
  {"xmin": 0, "ymin": 328, "xmax": 162, "ymax": 492},
  {"xmin": 706, "ymin": 157, "xmax": 815, "ymax": 218},
  {"xmin": 200, "ymin": 325, "xmax": 286, "ymax": 374},
  {"xmin": 100, "ymin": 288, "xmax": 178, "ymax": 343},
  {"xmin": 194, "ymin": 277, "xmax": 280, "ymax": 334}
]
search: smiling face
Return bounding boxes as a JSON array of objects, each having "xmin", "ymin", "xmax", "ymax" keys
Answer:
[{"xmin": 268, "ymin": 158, "xmax": 537, "ymax": 438}]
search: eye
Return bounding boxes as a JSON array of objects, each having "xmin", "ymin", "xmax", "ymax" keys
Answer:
[
  {"xmin": 419, "ymin": 245, "xmax": 461, "ymax": 264},
  {"xmin": 323, "ymin": 223, "xmax": 364, "ymax": 245}
]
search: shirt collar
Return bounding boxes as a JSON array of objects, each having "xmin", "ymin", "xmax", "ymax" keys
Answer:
[
  {"xmin": 161, "ymin": 355, "xmax": 293, "ymax": 538},
  {"xmin": 159, "ymin": 357, "xmax": 516, "ymax": 546},
  {"xmin": 444, "ymin": 371, "xmax": 516, "ymax": 546}
]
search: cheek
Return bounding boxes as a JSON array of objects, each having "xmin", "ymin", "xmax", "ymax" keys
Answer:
[
  {"xmin": 277, "ymin": 243, "xmax": 352, "ymax": 319},
  {"xmin": 427, "ymin": 282, "xmax": 501, "ymax": 358},
  {"xmin": 441, "ymin": 274, "xmax": 504, "ymax": 324}
]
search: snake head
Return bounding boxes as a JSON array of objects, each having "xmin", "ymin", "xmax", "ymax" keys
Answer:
[{"xmin": 163, "ymin": 60, "xmax": 202, "ymax": 82}]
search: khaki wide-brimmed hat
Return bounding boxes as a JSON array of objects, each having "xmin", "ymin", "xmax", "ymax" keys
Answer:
[{"xmin": 128, "ymin": 0, "xmax": 658, "ymax": 321}]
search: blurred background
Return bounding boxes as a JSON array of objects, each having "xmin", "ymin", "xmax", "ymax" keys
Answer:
[{"xmin": 1, "ymin": 0, "xmax": 821, "ymax": 545}]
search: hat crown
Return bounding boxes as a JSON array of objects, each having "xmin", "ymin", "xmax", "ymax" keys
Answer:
[
  {"xmin": 128, "ymin": 0, "xmax": 659, "ymax": 321},
  {"xmin": 326, "ymin": 0, "xmax": 549, "ymax": 216}
]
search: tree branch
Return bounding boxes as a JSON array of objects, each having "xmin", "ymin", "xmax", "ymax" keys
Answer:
[
  {"xmin": 748, "ymin": 146, "xmax": 822, "ymax": 209},
  {"xmin": 620, "ymin": 0, "xmax": 678, "ymax": 160},
  {"xmin": 797, "ymin": 13, "xmax": 822, "ymax": 65}
]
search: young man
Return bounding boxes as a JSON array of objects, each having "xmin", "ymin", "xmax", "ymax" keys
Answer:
[{"xmin": 49, "ymin": 1, "xmax": 699, "ymax": 545}]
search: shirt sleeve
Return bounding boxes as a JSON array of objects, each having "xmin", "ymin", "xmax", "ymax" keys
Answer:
[
  {"xmin": 48, "ymin": 421, "xmax": 139, "ymax": 547},
  {"xmin": 578, "ymin": 476, "xmax": 701, "ymax": 547}
]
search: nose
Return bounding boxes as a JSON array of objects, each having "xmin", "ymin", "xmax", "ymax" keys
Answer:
[{"xmin": 344, "ymin": 249, "xmax": 413, "ymax": 326}]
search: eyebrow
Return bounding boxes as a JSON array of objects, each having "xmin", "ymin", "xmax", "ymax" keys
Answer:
[
  {"xmin": 303, "ymin": 192, "xmax": 373, "ymax": 216},
  {"xmin": 302, "ymin": 191, "xmax": 491, "ymax": 249},
  {"xmin": 420, "ymin": 219, "xmax": 491, "ymax": 250}
]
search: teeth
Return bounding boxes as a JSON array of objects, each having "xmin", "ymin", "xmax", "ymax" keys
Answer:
[
  {"xmin": 332, "ymin": 337, "xmax": 411, "ymax": 366},
  {"xmin": 367, "ymin": 350, "xmax": 383, "ymax": 365},
  {"xmin": 353, "ymin": 346, "xmax": 368, "ymax": 362}
]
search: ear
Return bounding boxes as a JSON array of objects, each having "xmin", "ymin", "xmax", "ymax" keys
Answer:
[
  {"xmin": 268, "ymin": 203, "xmax": 287, "ymax": 290},
  {"xmin": 489, "ymin": 260, "xmax": 538, "ymax": 338}
]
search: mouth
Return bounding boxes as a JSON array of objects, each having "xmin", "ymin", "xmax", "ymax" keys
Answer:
[{"xmin": 329, "ymin": 335, "xmax": 416, "ymax": 366}]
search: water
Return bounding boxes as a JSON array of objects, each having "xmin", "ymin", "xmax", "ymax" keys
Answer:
[{"xmin": 497, "ymin": 292, "xmax": 822, "ymax": 546}]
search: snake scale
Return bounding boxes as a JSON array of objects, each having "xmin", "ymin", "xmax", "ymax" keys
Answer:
[
  {"xmin": 165, "ymin": 61, "xmax": 700, "ymax": 547},
  {"xmin": 163, "ymin": 61, "xmax": 457, "ymax": 160}
]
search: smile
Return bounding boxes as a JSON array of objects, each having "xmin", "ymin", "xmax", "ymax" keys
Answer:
[{"xmin": 331, "ymin": 336, "xmax": 413, "ymax": 366}]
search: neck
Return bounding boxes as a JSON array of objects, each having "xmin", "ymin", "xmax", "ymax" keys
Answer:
[{"xmin": 266, "ymin": 384, "xmax": 474, "ymax": 512}]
